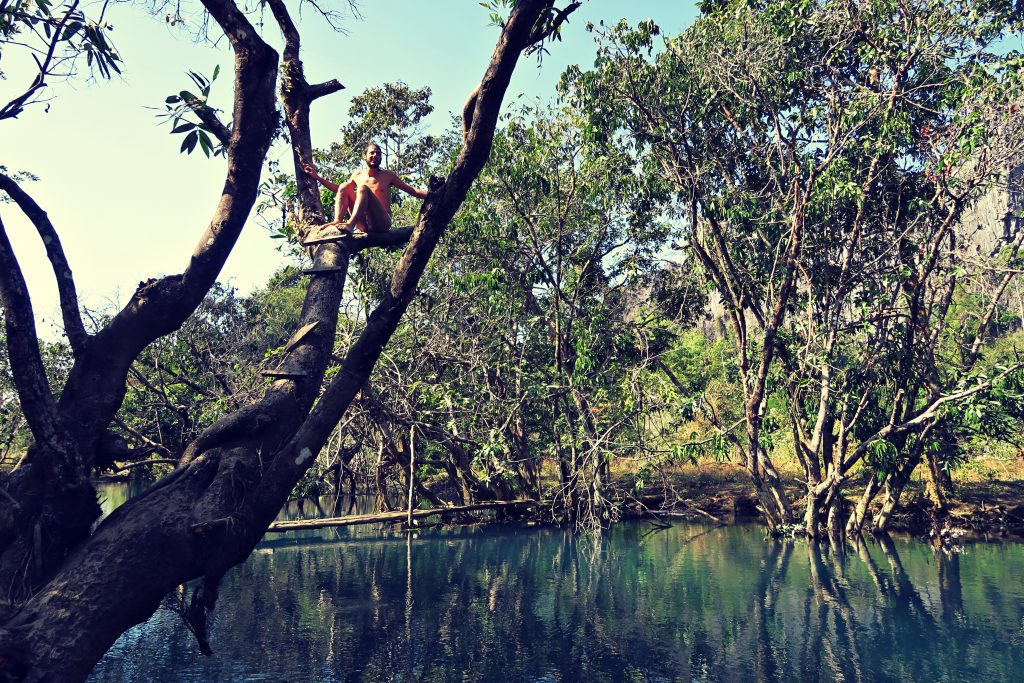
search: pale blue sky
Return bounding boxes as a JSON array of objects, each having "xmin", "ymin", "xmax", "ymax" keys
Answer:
[{"xmin": 1, "ymin": 1, "xmax": 697, "ymax": 337}]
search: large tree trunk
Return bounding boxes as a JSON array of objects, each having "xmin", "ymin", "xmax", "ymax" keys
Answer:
[{"xmin": 0, "ymin": 2, "xmax": 572, "ymax": 679}]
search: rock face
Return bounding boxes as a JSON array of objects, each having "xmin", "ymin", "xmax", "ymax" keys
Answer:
[{"xmin": 959, "ymin": 162, "xmax": 1023, "ymax": 255}]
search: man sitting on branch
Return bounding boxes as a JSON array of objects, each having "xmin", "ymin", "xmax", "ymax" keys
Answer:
[{"xmin": 303, "ymin": 142, "xmax": 428, "ymax": 239}]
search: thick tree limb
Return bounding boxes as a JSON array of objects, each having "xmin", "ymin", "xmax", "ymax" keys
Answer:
[
  {"xmin": 51, "ymin": 0, "xmax": 280, "ymax": 449},
  {"xmin": 0, "ymin": 173, "xmax": 88, "ymax": 355},
  {"xmin": 0, "ymin": 0, "xmax": 281, "ymax": 616},
  {"xmin": 0, "ymin": 216, "xmax": 64, "ymax": 451}
]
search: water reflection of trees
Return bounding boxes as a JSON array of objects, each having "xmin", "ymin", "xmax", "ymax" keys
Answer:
[{"xmin": 90, "ymin": 524, "xmax": 1024, "ymax": 682}]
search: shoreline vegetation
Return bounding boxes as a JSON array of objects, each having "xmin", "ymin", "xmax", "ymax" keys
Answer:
[{"xmin": 99, "ymin": 459, "xmax": 1024, "ymax": 542}]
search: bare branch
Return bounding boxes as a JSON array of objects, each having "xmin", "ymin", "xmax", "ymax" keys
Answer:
[
  {"xmin": 0, "ymin": 216, "xmax": 64, "ymax": 449},
  {"xmin": 0, "ymin": 172, "xmax": 89, "ymax": 355},
  {"xmin": 112, "ymin": 458, "xmax": 179, "ymax": 472}
]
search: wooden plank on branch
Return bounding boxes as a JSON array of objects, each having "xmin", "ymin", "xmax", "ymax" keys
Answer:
[
  {"xmin": 302, "ymin": 232, "xmax": 350, "ymax": 247},
  {"xmin": 302, "ymin": 226, "xmax": 415, "ymax": 248},
  {"xmin": 303, "ymin": 266, "xmax": 347, "ymax": 275},
  {"xmin": 283, "ymin": 321, "xmax": 320, "ymax": 352},
  {"xmin": 258, "ymin": 370, "xmax": 305, "ymax": 382},
  {"xmin": 266, "ymin": 499, "xmax": 540, "ymax": 532}
]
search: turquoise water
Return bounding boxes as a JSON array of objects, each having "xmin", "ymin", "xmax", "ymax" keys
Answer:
[{"xmin": 88, "ymin": 488, "xmax": 1024, "ymax": 682}]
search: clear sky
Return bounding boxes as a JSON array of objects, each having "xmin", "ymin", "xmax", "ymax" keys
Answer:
[{"xmin": 1, "ymin": 0, "xmax": 698, "ymax": 338}]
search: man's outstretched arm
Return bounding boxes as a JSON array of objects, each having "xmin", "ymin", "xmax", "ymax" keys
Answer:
[
  {"xmin": 391, "ymin": 174, "xmax": 428, "ymax": 199},
  {"xmin": 303, "ymin": 163, "xmax": 341, "ymax": 193}
]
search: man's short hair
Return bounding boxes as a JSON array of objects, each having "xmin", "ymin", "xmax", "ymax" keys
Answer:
[{"xmin": 365, "ymin": 142, "xmax": 381, "ymax": 152}]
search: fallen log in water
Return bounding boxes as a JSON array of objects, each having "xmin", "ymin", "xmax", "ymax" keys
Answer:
[{"xmin": 266, "ymin": 499, "xmax": 541, "ymax": 532}]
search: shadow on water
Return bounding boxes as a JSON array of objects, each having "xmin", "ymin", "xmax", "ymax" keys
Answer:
[{"xmin": 88, "ymin": 486, "xmax": 1024, "ymax": 682}]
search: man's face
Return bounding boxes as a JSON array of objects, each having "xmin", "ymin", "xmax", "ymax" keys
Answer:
[{"xmin": 364, "ymin": 145, "xmax": 382, "ymax": 169}]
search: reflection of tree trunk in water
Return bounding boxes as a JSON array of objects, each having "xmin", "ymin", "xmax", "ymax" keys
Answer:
[
  {"xmin": 404, "ymin": 534, "xmax": 413, "ymax": 682},
  {"xmin": 933, "ymin": 541, "xmax": 963, "ymax": 625},
  {"xmin": 851, "ymin": 534, "xmax": 890, "ymax": 602},
  {"xmin": 374, "ymin": 440, "xmax": 392, "ymax": 512},
  {"xmin": 875, "ymin": 533, "xmax": 937, "ymax": 632},
  {"xmin": 753, "ymin": 539, "xmax": 791, "ymax": 682},
  {"xmin": 806, "ymin": 540, "xmax": 865, "ymax": 683}
]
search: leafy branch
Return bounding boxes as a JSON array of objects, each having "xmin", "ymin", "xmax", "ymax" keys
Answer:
[{"xmin": 152, "ymin": 66, "xmax": 229, "ymax": 157}]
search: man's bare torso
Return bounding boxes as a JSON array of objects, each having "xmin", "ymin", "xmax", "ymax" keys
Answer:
[{"xmin": 349, "ymin": 168, "xmax": 396, "ymax": 218}]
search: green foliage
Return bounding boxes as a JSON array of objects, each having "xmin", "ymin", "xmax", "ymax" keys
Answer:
[
  {"xmin": 0, "ymin": 0, "xmax": 122, "ymax": 78},
  {"xmin": 153, "ymin": 66, "xmax": 227, "ymax": 158},
  {"xmin": 1, "ymin": 0, "xmax": 121, "ymax": 124}
]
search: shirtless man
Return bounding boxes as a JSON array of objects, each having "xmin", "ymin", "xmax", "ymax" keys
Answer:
[{"xmin": 303, "ymin": 143, "xmax": 428, "ymax": 237}]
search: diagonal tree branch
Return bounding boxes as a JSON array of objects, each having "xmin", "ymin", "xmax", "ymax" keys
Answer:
[
  {"xmin": 0, "ymin": 172, "xmax": 89, "ymax": 355},
  {"xmin": 0, "ymin": 0, "xmax": 281, "ymax": 614}
]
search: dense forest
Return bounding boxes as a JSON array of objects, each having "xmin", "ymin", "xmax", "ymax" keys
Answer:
[{"xmin": 2, "ymin": 0, "xmax": 1024, "ymax": 680}]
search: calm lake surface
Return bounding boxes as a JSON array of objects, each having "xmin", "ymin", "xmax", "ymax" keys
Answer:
[{"xmin": 89, "ymin": 483, "xmax": 1024, "ymax": 682}]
